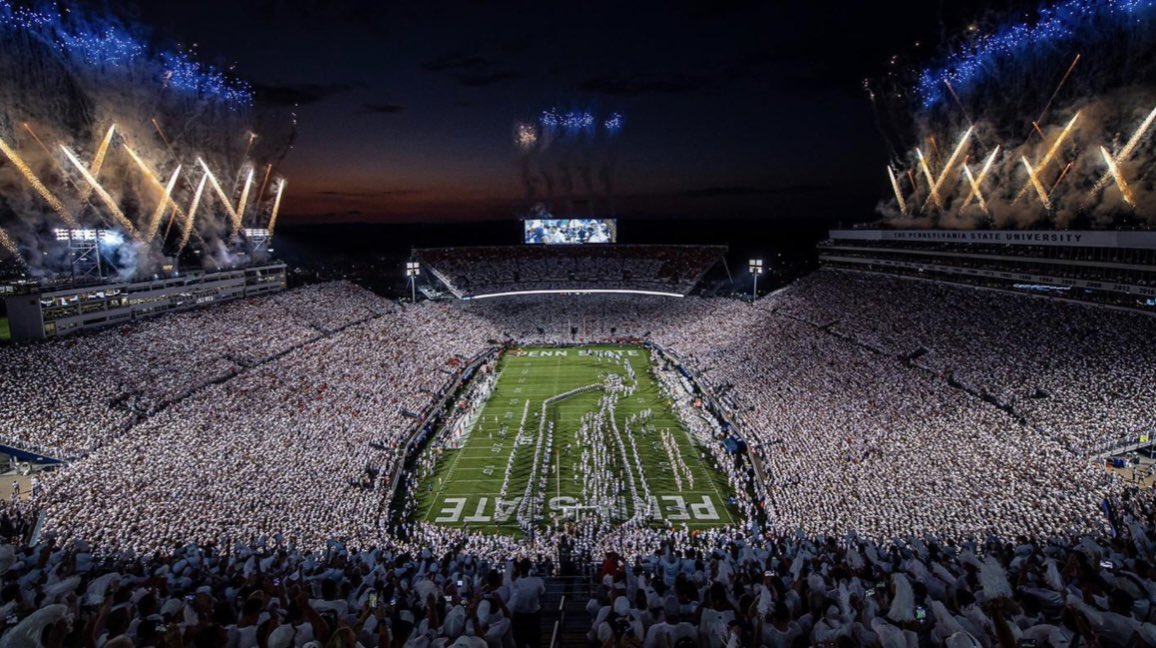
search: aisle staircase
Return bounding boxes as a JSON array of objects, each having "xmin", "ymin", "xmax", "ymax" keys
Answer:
[{"xmin": 542, "ymin": 575, "xmax": 595, "ymax": 648}]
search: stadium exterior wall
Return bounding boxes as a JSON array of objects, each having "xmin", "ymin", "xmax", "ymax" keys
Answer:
[
  {"xmin": 821, "ymin": 254, "xmax": 1156, "ymax": 299},
  {"xmin": 2, "ymin": 263, "xmax": 287, "ymax": 343}
]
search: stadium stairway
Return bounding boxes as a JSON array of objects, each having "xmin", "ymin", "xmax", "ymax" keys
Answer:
[{"xmin": 541, "ymin": 575, "xmax": 594, "ymax": 648}]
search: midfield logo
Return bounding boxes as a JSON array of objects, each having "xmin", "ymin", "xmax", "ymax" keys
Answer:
[{"xmin": 433, "ymin": 495, "xmax": 720, "ymax": 523}]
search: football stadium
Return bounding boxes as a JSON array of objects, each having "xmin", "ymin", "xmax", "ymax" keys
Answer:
[{"xmin": 2, "ymin": 2, "xmax": 1156, "ymax": 647}]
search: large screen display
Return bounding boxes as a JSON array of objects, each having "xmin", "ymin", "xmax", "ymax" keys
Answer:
[{"xmin": 524, "ymin": 218, "xmax": 616, "ymax": 244}]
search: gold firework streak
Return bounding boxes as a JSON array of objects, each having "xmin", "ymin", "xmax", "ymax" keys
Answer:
[
  {"xmin": 1090, "ymin": 106, "xmax": 1156, "ymax": 197},
  {"xmin": 123, "ymin": 145, "xmax": 187, "ymax": 220},
  {"xmin": 234, "ymin": 167, "xmax": 255, "ymax": 227},
  {"xmin": 179, "ymin": 175, "xmax": 209, "ymax": 253},
  {"xmin": 145, "ymin": 165, "xmax": 181, "ymax": 241},
  {"xmin": 916, "ymin": 148, "xmax": 940, "ymax": 210},
  {"xmin": 960, "ymin": 146, "xmax": 1000, "ymax": 212},
  {"xmin": 1020, "ymin": 156, "xmax": 1054, "ymax": 211},
  {"xmin": 61, "ymin": 145, "xmax": 138, "ymax": 237},
  {"xmin": 1099, "ymin": 146, "xmax": 1135, "ymax": 207},
  {"xmin": 0, "ymin": 135, "xmax": 76, "ymax": 226},
  {"xmin": 267, "ymin": 179, "xmax": 286, "ymax": 236},
  {"xmin": 922, "ymin": 126, "xmax": 973, "ymax": 211},
  {"xmin": 887, "ymin": 166, "xmax": 907, "ymax": 214},
  {"xmin": 197, "ymin": 158, "xmax": 241, "ymax": 229},
  {"xmin": 77, "ymin": 124, "xmax": 117, "ymax": 205},
  {"xmin": 1015, "ymin": 112, "xmax": 1079, "ymax": 202},
  {"xmin": 0, "ymin": 226, "xmax": 18, "ymax": 257}
]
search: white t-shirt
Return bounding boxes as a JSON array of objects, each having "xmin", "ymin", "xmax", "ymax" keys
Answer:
[
  {"xmin": 510, "ymin": 577, "xmax": 545, "ymax": 614},
  {"xmin": 644, "ymin": 621, "xmax": 697, "ymax": 648}
]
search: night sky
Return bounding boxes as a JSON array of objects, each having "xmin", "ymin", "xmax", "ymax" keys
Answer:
[{"xmin": 125, "ymin": 1, "xmax": 975, "ymax": 225}]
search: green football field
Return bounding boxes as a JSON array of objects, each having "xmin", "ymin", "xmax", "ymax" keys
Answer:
[{"xmin": 415, "ymin": 344, "xmax": 736, "ymax": 534}]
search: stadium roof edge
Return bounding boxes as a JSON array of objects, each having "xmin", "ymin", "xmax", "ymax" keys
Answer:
[
  {"xmin": 462, "ymin": 289, "xmax": 686, "ymax": 300},
  {"xmin": 414, "ymin": 244, "xmax": 728, "ymax": 253}
]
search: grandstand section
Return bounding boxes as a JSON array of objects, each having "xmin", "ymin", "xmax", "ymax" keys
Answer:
[
  {"xmin": 0, "ymin": 281, "xmax": 393, "ymax": 460},
  {"xmin": 4, "ymin": 274, "xmax": 1149, "ymax": 553},
  {"xmin": 819, "ymin": 229, "xmax": 1156, "ymax": 312},
  {"xmin": 4, "ymin": 271, "xmax": 1156, "ymax": 646},
  {"xmin": 1, "ymin": 263, "xmax": 287, "ymax": 342},
  {"xmin": 417, "ymin": 244, "xmax": 725, "ymax": 298}
]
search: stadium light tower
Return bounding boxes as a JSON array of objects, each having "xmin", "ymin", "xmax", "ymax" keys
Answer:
[
  {"xmin": 749, "ymin": 258, "xmax": 763, "ymax": 302},
  {"xmin": 405, "ymin": 261, "xmax": 420, "ymax": 303}
]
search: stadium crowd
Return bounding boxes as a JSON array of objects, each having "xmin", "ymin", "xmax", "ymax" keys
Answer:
[
  {"xmin": 583, "ymin": 487, "xmax": 1156, "ymax": 648},
  {"xmin": 418, "ymin": 245, "xmax": 724, "ymax": 297},
  {"xmin": 3, "ymin": 271, "xmax": 1156, "ymax": 646},
  {"xmin": 4, "ymin": 274, "xmax": 1152, "ymax": 551},
  {"xmin": 0, "ymin": 284, "xmax": 393, "ymax": 459},
  {"xmin": 771, "ymin": 272, "xmax": 1156, "ymax": 456},
  {"xmin": 32, "ymin": 295, "xmax": 501, "ymax": 555},
  {"xmin": 3, "ymin": 490, "xmax": 1156, "ymax": 647}
]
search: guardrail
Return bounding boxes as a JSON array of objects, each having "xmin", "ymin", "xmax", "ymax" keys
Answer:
[
  {"xmin": 29, "ymin": 509, "xmax": 46, "ymax": 546},
  {"xmin": 381, "ymin": 346, "xmax": 502, "ymax": 513},
  {"xmin": 647, "ymin": 342, "xmax": 769, "ymax": 500},
  {"xmin": 547, "ymin": 594, "xmax": 567, "ymax": 648}
]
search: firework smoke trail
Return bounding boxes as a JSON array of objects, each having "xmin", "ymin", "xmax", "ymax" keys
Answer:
[
  {"xmin": 1089, "ymin": 106, "xmax": 1156, "ymax": 196},
  {"xmin": 22, "ymin": 123, "xmax": 53, "ymax": 159},
  {"xmin": 942, "ymin": 80, "xmax": 981, "ymax": 140},
  {"xmin": 916, "ymin": 148, "xmax": 940, "ymax": 210},
  {"xmin": 267, "ymin": 179, "xmax": 286, "ymax": 236},
  {"xmin": 197, "ymin": 158, "xmax": 241, "ymax": 229},
  {"xmin": 514, "ymin": 121, "xmax": 540, "ymax": 202},
  {"xmin": 0, "ymin": 135, "xmax": 76, "ymax": 226},
  {"xmin": 577, "ymin": 162, "xmax": 596, "ymax": 216},
  {"xmin": 1020, "ymin": 156, "xmax": 1054, "ymax": 211},
  {"xmin": 887, "ymin": 166, "xmax": 908, "ymax": 214},
  {"xmin": 144, "ymin": 165, "xmax": 181, "ymax": 240},
  {"xmin": 61, "ymin": 145, "xmax": 138, "ymax": 237},
  {"xmin": 921, "ymin": 126, "xmax": 972, "ymax": 211},
  {"xmin": 558, "ymin": 161, "xmax": 576, "ymax": 216},
  {"xmin": 1099, "ymin": 145, "xmax": 1135, "ymax": 206},
  {"xmin": 179, "ymin": 175, "xmax": 208, "ymax": 253},
  {"xmin": 1014, "ymin": 112, "xmax": 1080, "ymax": 202},
  {"xmin": 960, "ymin": 146, "xmax": 1000, "ymax": 212},
  {"xmin": 151, "ymin": 118, "xmax": 178, "ymax": 159},
  {"xmin": 1035, "ymin": 53, "xmax": 1081, "ymax": 129},
  {"xmin": 1049, "ymin": 160, "xmax": 1074, "ymax": 196},
  {"xmin": 243, "ymin": 132, "xmax": 257, "ymax": 160},
  {"xmin": 943, "ymin": 80, "xmax": 968, "ymax": 121},
  {"xmin": 235, "ymin": 167, "xmax": 254, "ymax": 227}
]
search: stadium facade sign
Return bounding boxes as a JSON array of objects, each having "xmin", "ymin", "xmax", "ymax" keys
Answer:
[{"xmin": 829, "ymin": 229, "xmax": 1156, "ymax": 250}]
